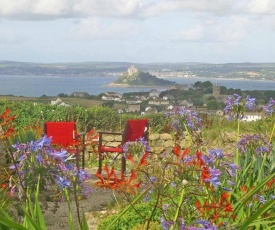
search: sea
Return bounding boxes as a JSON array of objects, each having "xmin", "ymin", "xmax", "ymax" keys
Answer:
[{"xmin": 1, "ymin": 75, "xmax": 275, "ymax": 97}]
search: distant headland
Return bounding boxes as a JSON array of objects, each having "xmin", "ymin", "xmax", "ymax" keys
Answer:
[{"xmin": 108, "ymin": 66, "xmax": 177, "ymax": 87}]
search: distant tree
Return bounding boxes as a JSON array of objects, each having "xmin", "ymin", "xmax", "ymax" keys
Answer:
[
  {"xmin": 207, "ymin": 96, "xmax": 216, "ymax": 101},
  {"xmin": 97, "ymin": 93, "xmax": 105, "ymax": 99},
  {"xmin": 102, "ymin": 101, "xmax": 114, "ymax": 108},
  {"xmin": 204, "ymin": 86, "xmax": 213, "ymax": 94},
  {"xmin": 194, "ymin": 81, "xmax": 202, "ymax": 88},
  {"xmin": 220, "ymin": 86, "xmax": 227, "ymax": 94},
  {"xmin": 207, "ymin": 100, "xmax": 219, "ymax": 110},
  {"xmin": 193, "ymin": 98, "xmax": 203, "ymax": 106},
  {"xmin": 201, "ymin": 81, "xmax": 213, "ymax": 89},
  {"xmin": 58, "ymin": 93, "xmax": 68, "ymax": 97}
]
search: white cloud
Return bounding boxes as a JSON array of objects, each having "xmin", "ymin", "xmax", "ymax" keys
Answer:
[
  {"xmin": 0, "ymin": 0, "xmax": 150, "ymax": 20},
  {"xmin": 174, "ymin": 15, "xmax": 249, "ymax": 43},
  {"xmin": 71, "ymin": 18, "xmax": 140, "ymax": 40},
  {"xmin": 247, "ymin": 0, "xmax": 275, "ymax": 14},
  {"xmin": 141, "ymin": 0, "xmax": 235, "ymax": 17},
  {"xmin": 1, "ymin": 0, "xmax": 275, "ymax": 21},
  {"xmin": 0, "ymin": 0, "xmax": 76, "ymax": 19}
]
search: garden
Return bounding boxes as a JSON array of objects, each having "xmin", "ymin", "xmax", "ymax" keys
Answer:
[{"xmin": 1, "ymin": 94, "xmax": 275, "ymax": 229}]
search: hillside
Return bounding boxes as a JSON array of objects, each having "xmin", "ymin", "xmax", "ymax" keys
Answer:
[{"xmin": 112, "ymin": 66, "xmax": 176, "ymax": 87}]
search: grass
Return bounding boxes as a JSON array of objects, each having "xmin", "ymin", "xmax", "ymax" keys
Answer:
[{"xmin": 0, "ymin": 95, "xmax": 127, "ymax": 109}]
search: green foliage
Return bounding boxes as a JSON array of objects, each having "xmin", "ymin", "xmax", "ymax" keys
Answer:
[
  {"xmin": 97, "ymin": 202, "xmax": 161, "ymax": 230},
  {"xmin": 115, "ymin": 70, "xmax": 175, "ymax": 86}
]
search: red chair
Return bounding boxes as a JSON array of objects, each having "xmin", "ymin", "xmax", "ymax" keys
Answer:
[
  {"xmin": 98, "ymin": 119, "xmax": 149, "ymax": 175},
  {"xmin": 44, "ymin": 121, "xmax": 86, "ymax": 168}
]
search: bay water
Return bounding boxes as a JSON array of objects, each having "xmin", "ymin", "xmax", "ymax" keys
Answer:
[{"xmin": 1, "ymin": 75, "xmax": 275, "ymax": 97}]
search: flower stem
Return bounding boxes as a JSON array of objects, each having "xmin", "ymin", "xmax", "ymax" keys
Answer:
[
  {"xmin": 172, "ymin": 186, "xmax": 185, "ymax": 228},
  {"xmin": 235, "ymin": 119, "xmax": 240, "ymax": 166},
  {"xmin": 269, "ymin": 122, "xmax": 275, "ymax": 143},
  {"xmin": 183, "ymin": 123, "xmax": 193, "ymax": 145}
]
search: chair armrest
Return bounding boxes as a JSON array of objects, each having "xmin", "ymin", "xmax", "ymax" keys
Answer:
[{"xmin": 98, "ymin": 131, "xmax": 123, "ymax": 135}]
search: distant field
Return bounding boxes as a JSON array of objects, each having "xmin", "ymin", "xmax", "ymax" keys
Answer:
[{"xmin": 0, "ymin": 95, "xmax": 127, "ymax": 109}]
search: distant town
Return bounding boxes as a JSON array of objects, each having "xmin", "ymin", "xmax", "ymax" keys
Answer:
[
  {"xmin": 47, "ymin": 66, "xmax": 274, "ymax": 123},
  {"xmin": 1, "ymin": 60, "xmax": 275, "ymax": 81}
]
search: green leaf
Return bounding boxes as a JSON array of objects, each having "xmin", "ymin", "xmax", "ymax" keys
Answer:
[
  {"xmin": 238, "ymin": 199, "xmax": 275, "ymax": 230},
  {"xmin": 233, "ymin": 172, "xmax": 275, "ymax": 216},
  {"xmin": 106, "ymin": 185, "xmax": 153, "ymax": 230},
  {"xmin": 34, "ymin": 175, "xmax": 47, "ymax": 229},
  {"xmin": 0, "ymin": 210, "xmax": 28, "ymax": 230}
]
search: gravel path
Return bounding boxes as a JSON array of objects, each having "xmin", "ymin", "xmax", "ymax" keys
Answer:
[
  {"xmin": 42, "ymin": 187, "xmax": 115, "ymax": 230},
  {"xmin": 41, "ymin": 174, "xmax": 116, "ymax": 230}
]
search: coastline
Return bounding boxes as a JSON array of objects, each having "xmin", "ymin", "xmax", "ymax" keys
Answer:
[
  {"xmin": 158, "ymin": 76, "xmax": 275, "ymax": 82},
  {"xmin": 106, "ymin": 83, "xmax": 172, "ymax": 88}
]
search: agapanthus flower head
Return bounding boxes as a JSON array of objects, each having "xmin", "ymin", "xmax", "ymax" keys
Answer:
[
  {"xmin": 238, "ymin": 134, "xmax": 272, "ymax": 155},
  {"xmin": 194, "ymin": 220, "xmax": 217, "ymax": 230},
  {"xmin": 258, "ymin": 195, "xmax": 267, "ymax": 204},
  {"xmin": 166, "ymin": 106, "xmax": 202, "ymax": 135},
  {"xmin": 56, "ymin": 175, "xmax": 71, "ymax": 190},
  {"xmin": 122, "ymin": 137, "xmax": 150, "ymax": 156},
  {"xmin": 160, "ymin": 217, "xmax": 174, "ymax": 230},
  {"xmin": 209, "ymin": 148, "xmax": 223, "ymax": 159},
  {"xmin": 203, "ymin": 167, "xmax": 221, "ymax": 188},
  {"xmin": 48, "ymin": 149, "xmax": 69, "ymax": 162},
  {"xmin": 76, "ymin": 169, "xmax": 91, "ymax": 182},
  {"xmin": 224, "ymin": 94, "xmax": 256, "ymax": 120},
  {"xmin": 262, "ymin": 97, "xmax": 275, "ymax": 116},
  {"xmin": 245, "ymin": 95, "xmax": 256, "ymax": 110},
  {"xmin": 30, "ymin": 135, "xmax": 52, "ymax": 151}
]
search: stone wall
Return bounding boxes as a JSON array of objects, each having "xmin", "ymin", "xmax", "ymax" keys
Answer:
[{"xmin": 97, "ymin": 132, "xmax": 193, "ymax": 154}]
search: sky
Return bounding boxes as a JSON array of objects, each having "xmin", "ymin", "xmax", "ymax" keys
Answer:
[{"xmin": 0, "ymin": 0, "xmax": 275, "ymax": 64}]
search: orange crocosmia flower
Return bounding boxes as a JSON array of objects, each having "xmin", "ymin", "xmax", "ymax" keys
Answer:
[
  {"xmin": 0, "ymin": 108, "xmax": 11, "ymax": 119},
  {"xmin": 4, "ymin": 128, "xmax": 14, "ymax": 138},
  {"xmin": 95, "ymin": 166, "xmax": 119, "ymax": 190},
  {"xmin": 266, "ymin": 178, "xmax": 275, "ymax": 188},
  {"xmin": 173, "ymin": 145, "xmax": 181, "ymax": 156},
  {"xmin": 195, "ymin": 200, "xmax": 201, "ymax": 209},
  {"xmin": 1, "ymin": 183, "xmax": 7, "ymax": 189},
  {"xmin": 224, "ymin": 202, "xmax": 233, "ymax": 212},
  {"xmin": 118, "ymin": 171, "xmax": 141, "ymax": 194},
  {"xmin": 220, "ymin": 192, "xmax": 230, "ymax": 206},
  {"xmin": 201, "ymin": 166, "xmax": 210, "ymax": 182},
  {"xmin": 127, "ymin": 154, "xmax": 135, "ymax": 165},
  {"xmin": 181, "ymin": 148, "xmax": 189, "ymax": 160},
  {"xmin": 196, "ymin": 150, "xmax": 205, "ymax": 168},
  {"xmin": 138, "ymin": 151, "xmax": 149, "ymax": 167},
  {"xmin": 240, "ymin": 185, "xmax": 248, "ymax": 193},
  {"xmin": 213, "ymin": 212, "xmax": 219, "ymax": 222}
]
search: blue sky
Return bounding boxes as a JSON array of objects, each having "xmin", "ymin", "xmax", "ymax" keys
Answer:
[{"xmin": 0, "ymin": 0, "xmax": 275, "ymax": 63}]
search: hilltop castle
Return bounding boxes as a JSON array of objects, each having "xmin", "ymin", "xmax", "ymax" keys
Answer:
[{"xmin": 127, "ymin": 65, "xmax": 138, "ymax": 76}]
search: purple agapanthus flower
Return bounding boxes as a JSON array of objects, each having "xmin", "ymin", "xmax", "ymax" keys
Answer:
[
  {"xmin": 204, "ymin": 168, "xmax": 221, "ymax": 188},
  {"xmin": 258, "ymin": 195, "xmax": 267, "ymax": 204},
  {"xmin": 56, "ymin": 176, "xmax": 71, "ymax": 190},
  {"xmin": 160, "ymin": 218, "xmax": 174, "ymax": 230},
  {"xmin": 224, "ymin": 94, "xmax": 256, "ymax": 120},
  {"xmin": 262, "ymin": 97, "xmax": 275, "ymax": 116},
  {"xmin": 223, "ymin": 162, "xmax": 239, "ymax": 177},
  {"xmin": 166, "ymin": 106, "xmax": 202, "ymax": 133},
  {"xmin": 238, "ymin": 134, "xmax": 272, "ymax": 155},
  {"xmin": 209, "ymin": 148, "xmax": 223, "ymax": 159},
  {"xmin": 194, "ymin": 220, "xmax": 217, "ymax": 230},
  {"xmin": 30, "ymin": 135, "xmax": 52, "ymax": 151},
  {"xmin": 75, "ymin": 169, "xmax": 91, "ymax": 182},
  {"xmin": 122, "ymin": 137, "xmax": 151, "ymax": 155},
  {"xmin": 48, "ymin": 149, "xmax": 68, "ymax": 162},
  {"xmin": 245, "ymin": 95, "xmax": 256, "ymax": 110}
]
